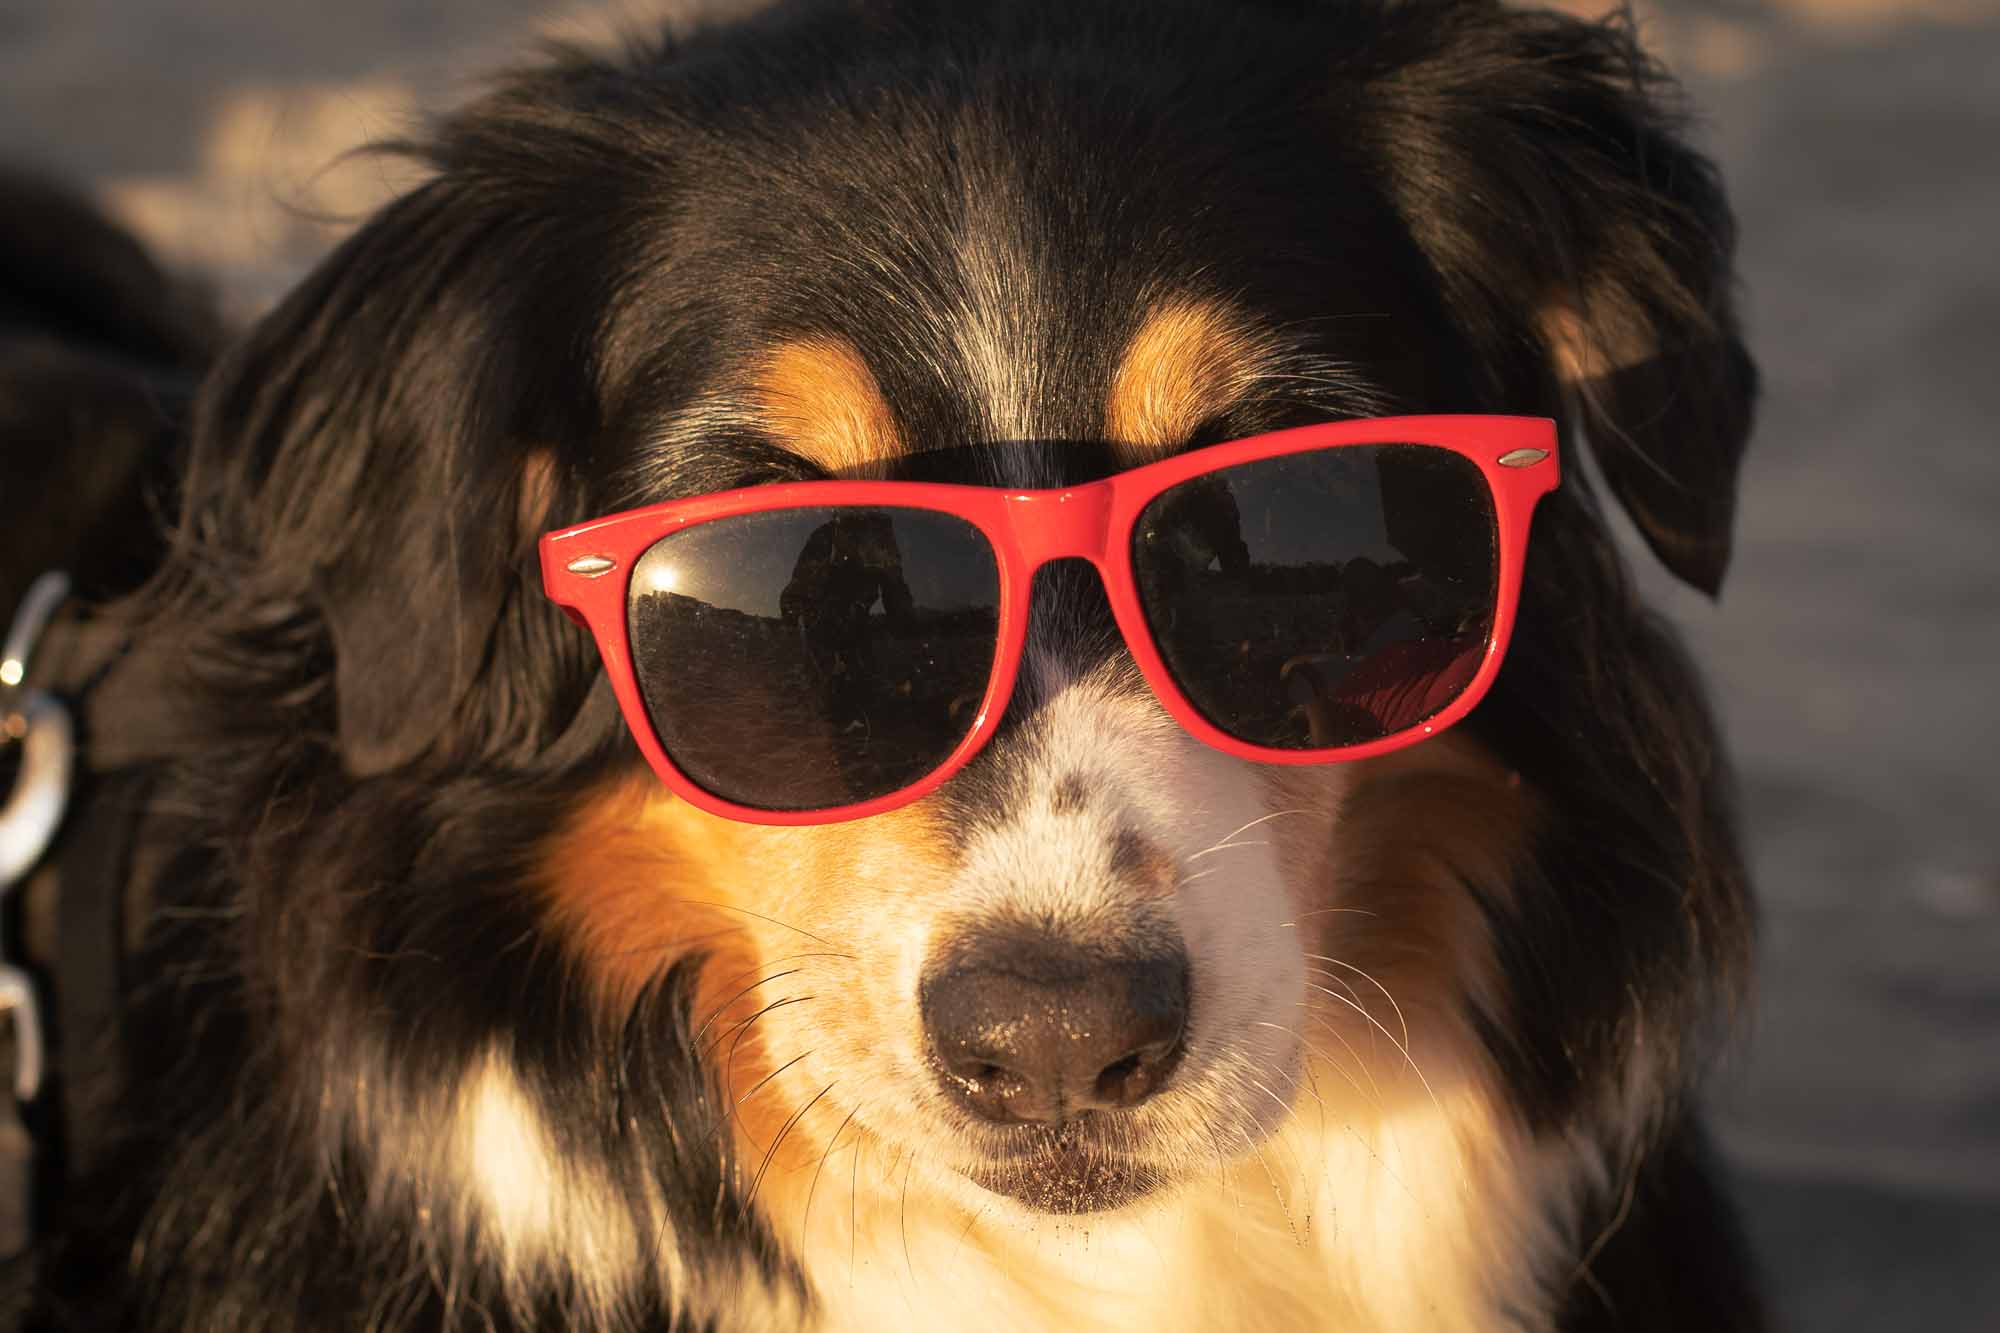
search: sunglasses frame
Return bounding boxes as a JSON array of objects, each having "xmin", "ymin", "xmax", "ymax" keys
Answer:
[{"xmin": 541, "ymin": 414, "xmax": 1559, "ymax": 825}]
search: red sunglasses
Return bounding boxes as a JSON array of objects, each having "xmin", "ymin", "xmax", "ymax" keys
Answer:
[{"xmin": 541, "ymin": 414, "xmax": 1558, "ymax": 825}]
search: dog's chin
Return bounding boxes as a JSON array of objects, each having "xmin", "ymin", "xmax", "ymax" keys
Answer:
[
  {"xmin": 957, "ymin": 1126, "xmax": 1174, "ymax": 1215},
  {"xmin": 966, "ymin": 1154, "xmax": 1168, "ymax": 1215}
]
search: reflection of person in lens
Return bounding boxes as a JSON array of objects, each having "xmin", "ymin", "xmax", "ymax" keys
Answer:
[
  {"xmin": 778, "ymin": 511, "xmax": 915, "ymax": 736},
  {"xmin": 1338, "ymin": 558, "xmax": 1477, "ymax": 650},
  {"xmin": 1144, "ymin": 478, "xmax": 1248, "ymax": 644},
  {"xmin": 1284, "ymin": 556, "xmax": 1485, "ymax": 746},
  {"xmin": 1157, "ymin": 478, "xmax": 1250, "ymax": 578}
]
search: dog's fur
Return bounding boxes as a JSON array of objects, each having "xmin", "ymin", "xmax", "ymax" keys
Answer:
[{"xmin": 8, "ymin": 1, "xmax": 1765, "ymax": 1328}]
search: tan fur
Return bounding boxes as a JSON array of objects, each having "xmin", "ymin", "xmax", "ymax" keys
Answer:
[
  {"xmin": 1539, "ymin": 303, "xmax": 1660, "ymax": 383},
  {"xmin": 536, "ymin": 779, "xmax": 758, "ymax": 1014},
  {"xmin": 1294, "ymin": 733, "xmax": 1537, "ymax": 1052},
  {"xmin": 1105, "ymin": 299, "xmax": 1282, "ymax": 464},
  {"xmin": 516, "ymin": 448, "xmax": 560, "ymax": 538},
  {"xmin": 752, "ymin": 336, "xmax": 905, "ymax": 478}
]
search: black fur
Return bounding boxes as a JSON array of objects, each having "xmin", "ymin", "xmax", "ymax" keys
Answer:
[
  {"xmin": 0, "ymin": 171, "xmax": 219, "ymax": 613},
  {"xmin": 8, "ymin": 2, "xmax": 1763, "ymax": 1328}
]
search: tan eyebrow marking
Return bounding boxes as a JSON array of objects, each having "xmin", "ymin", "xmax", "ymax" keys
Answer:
[
  {"xmin": 1105, "ymin": 299, "xmax": 1280, "ymax": 465},
  {"xmin": 751, "ymin": 336, "xmax": 904, "ymax": 478},
  {"xmin": 1538, "ymin": 304, "xmax": 1659, "ymax": 383}
]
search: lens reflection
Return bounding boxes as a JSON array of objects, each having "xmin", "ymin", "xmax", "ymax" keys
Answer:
[
  {"xmin": 1132, "ymin": 444, "xmax": 1497, "ymax": 749},
  {"xmin": 629, "ymin": 507, "xmax": 999, "ymax": 810}
]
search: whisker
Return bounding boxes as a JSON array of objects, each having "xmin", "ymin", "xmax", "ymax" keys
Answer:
[
  {"xmin": 1302, "ymin": 982, "xmax": 1443, "ymax": 1120},
  {"xmin": 1297, "ymin": 1008, "xmax": 1384, "ymax": 1102},
  {"xmin": 746, "ymin": 1080, "xmax": 835, "ymax": 1214},
  {"xmin": 1248, "ymin": 1016, "xmax": 1376, "ymax": 1096},
  {"xmin": 1185, "ymin": 838, "xmax": 1270, "ymax": 862},
  {"xmin": 694, "ymin": 949, "xmax": 852, "ymax": 1034},
  {"xmin": 801, "ymin": 1102, "xmax": 862, "ymax": 1253},
  {"xmin": 589, "ymin": 924, "xmax": 747, "ymax": 963},
  {"xmin": 710, "ymin": 993, "xmax": 813, "ymax": 1071},
  {"xmin": 1242, "ymin": 1069, "xmax": 1312, "ymax": 1218},
  {"xmin": 948, "ymin": 1200, "xmax": 993, "ymax": 1267},
  {"xmin": 724, "ymin": 995, "xmax": 811, "ymax": 1070},
  {"xmin": 710, "ymin": 950, "xmax": 853, "ymax": 993},
  {"xmin": 667, "ymin": 899, "xmax": 851, "ymax": 951},
  {"xmin": 694, "ymin": 967, "xmax": 800, "ymax": 1031},
  {"xmin": 1304, "ymin": 964, "xmax": 1380, "ymax": 1062},
  {"xmin": 1242, "ymin": 1068, "xmax": 1309, "ymax": 1133},
  {"xmin": 731, "ymin": 1047, "xmax": 816, "ymax": 1132},
  {"xmin": 1306, "ymin": 953, "xmax": 1412, "ymax": 1051},
  {"xmin": 850, "ymin": 1104, "xmax": 865, "ymax": 1286},
  {"xmin": 1184, "ymin": 808, "xmax": 1313, "ymax": 861},
  {"xmin": 1201, "ymin": 1122, "xmax": 1237, "ymax": 1211},
  {"xmin": 1249, "ymin": 1136, "xmax": 1302, "ymax": 1247},
  {"xmin": 1207, "ymin": 1075, "xmax": 1293, "ymax": 1219},
  {"xmin": 899, "ymin": 1151, "xmax": 919, "ymax": 1293},
  {"xmin": 1299, "ymin": 1059, "xmax": 1329, "ymax": 1238},
  {"xmin": 1227, "ymin": 807, "xmax": 1315, "ymax": 842}
]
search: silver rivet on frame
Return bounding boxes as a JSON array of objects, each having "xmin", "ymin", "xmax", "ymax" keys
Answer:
[
  {"xmin": 565, "ymin": 555, "xmax": 618, "ymax": 578},
  {"xmin": 1497, "ymin": 448, "xmax": 1550, "ymax": 468}
]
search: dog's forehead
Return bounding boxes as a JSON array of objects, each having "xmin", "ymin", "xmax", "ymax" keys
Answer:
[
  {"xmin": 613, "ymin": 71, "xmax": 1429, "ymax": 492},
  {"xmin": 706, "ymin": 215, "xmax": 1406, "ymax": 488},
  {"xmin": 723, "ymin": 149, "xmax": 1260, "ymax": 484}
]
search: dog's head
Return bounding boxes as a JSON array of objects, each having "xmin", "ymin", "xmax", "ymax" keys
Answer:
[{"xmin": 163, "ymin": 0, "xmax": 1752, "ymax": 1277}]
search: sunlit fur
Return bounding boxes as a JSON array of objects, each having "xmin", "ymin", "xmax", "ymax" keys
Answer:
[{"xmin": 19, "ymin": 2, "xmax": 1766, "ymax": 1330}]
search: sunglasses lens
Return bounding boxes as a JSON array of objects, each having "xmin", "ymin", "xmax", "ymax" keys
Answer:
[
  {"xmin": 628, "ymin": 507, "xmax": 1000, "ymax": 811},
  {"xmin": 1132, "ymin": 444, "xmax": 1497, "ymax": 750}
]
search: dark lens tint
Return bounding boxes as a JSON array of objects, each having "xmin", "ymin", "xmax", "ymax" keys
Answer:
[
  {"xmin": 1132, "ymin": 444, "xmax": 1496, "ymax": 749},
  {"xmin": 628, "ymin": 507, "xmax": 999, "ymax": 811}
]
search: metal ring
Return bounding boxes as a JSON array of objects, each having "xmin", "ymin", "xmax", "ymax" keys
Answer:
[
  {"xmin": 0, "ymin": 689, "xmax": 75, "ymax": 893},
  {"xmin": 1, "ymin": 570, "xmax": 71, "ymax": 693}
]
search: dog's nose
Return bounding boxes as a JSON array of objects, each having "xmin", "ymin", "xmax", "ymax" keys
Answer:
[{"xmin": 921, "ymin": 937, "xmax": 1188, "ymax": 1125}]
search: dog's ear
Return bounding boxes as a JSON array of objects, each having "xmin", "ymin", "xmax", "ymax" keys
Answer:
[
  {"xmin": 1366, "ymin": 4, "xmax": 1756, "ymax": 594},
  {"xmin": 180, "ymin": 177, "xmax": 607, "ymax": 775}
]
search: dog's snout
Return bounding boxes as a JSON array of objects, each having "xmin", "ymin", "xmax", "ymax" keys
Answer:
[{"xmin": 921, "ymin": 938, "xmax": 1189, "ymax": 1125}]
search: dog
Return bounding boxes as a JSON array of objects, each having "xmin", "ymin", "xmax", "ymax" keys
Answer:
[{"xmin": 9, "ymin": 1, "xmax": 1766, "ymax": 1328}]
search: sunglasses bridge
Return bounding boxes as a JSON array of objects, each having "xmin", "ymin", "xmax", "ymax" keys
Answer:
[{"xmin": 992, "ymin": 482, "xmax": 1118, "ymax": 569}]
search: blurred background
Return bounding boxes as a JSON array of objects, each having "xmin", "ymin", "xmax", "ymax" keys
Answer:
[{"xmin": 3, "ymin": 0, "xmax": 1996, "ymax": 1326}]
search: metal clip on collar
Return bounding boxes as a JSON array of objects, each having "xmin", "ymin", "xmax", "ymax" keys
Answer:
[{"xmin": 1, "ymin": 571, "xmax": 77, "ymax": 1103}]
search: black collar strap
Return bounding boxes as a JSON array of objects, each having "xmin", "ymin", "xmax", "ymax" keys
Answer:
[{"xmin": 1, "ymin": 572, "xmax": 162, "ymax": 1259}]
